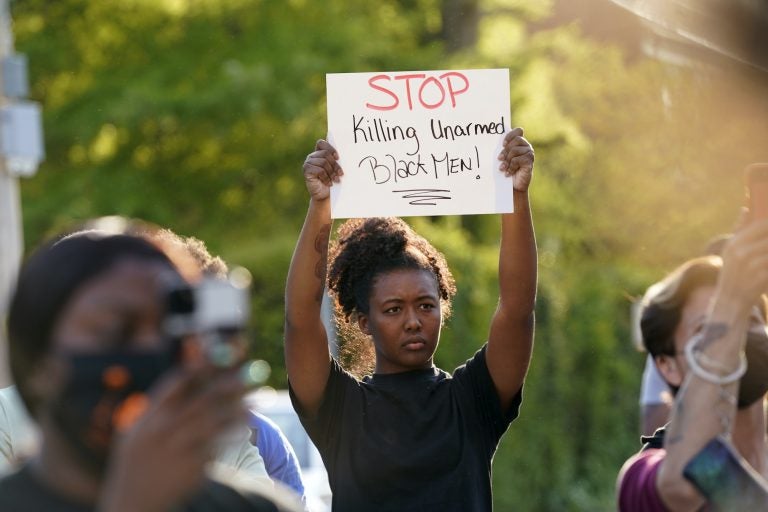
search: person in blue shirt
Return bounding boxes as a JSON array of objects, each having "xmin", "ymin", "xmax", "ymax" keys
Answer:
[{"xmin": 248, "ymin": 412, "xmax": 306, "ymax": 502}]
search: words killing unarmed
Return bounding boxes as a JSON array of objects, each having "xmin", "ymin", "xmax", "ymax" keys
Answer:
[{"xmin": 352, "ymin": 115, "xmax": 507, "ymax": 155}]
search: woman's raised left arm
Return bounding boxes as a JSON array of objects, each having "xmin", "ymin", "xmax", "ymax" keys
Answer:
[{"xmin": 486, "ymin": 127, "xmax": 537, "ymax": 410}]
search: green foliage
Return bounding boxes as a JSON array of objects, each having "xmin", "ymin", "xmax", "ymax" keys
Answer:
[
  {"xmin": 12, "ymin": 0, "xmax": 768, "ymax": 509},
  {"xmin": 13, "ymin": 0, "xmax": 443, "ymax": 384}
]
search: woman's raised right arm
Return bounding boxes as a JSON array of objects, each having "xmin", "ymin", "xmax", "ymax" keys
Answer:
[
  {"xmin": 655, "ymin": 219, "xmax": 768, "ymax": 510},
  {"xmin": 284, "ymin": 140, "xmax": 343, "ymax": 415}
]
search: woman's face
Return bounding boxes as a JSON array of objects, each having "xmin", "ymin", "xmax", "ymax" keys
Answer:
[
  {"xmin": 670, "ymin": 285, "xmax": 716, "ymax": 380},
  {"xmin": 32, "ymin": 257, "xmax": 180, "ymax": 472},
  {"xmin": 357, "ymin": 268, "xmax": 442, "ymax": 374},
  {"xmin": 52, "ymin": 258, "xmax": 174, "ymax": 355}
]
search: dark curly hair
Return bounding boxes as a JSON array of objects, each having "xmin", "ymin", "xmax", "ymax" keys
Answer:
[{"xmin": 327, "ymin": 217, "xmax": 456, "ymax": 376}]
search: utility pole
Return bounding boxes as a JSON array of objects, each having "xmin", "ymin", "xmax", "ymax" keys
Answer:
[{"xmin": 0, "ymin": 0, "xmax": 44, "ymax": 388}]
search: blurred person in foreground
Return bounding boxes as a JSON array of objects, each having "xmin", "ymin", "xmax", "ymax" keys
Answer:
[
  {"xmin": 0, "ymin": 220, "xmax": 301, "ymax": 511},
  {"xmin": 637, "ymin": 233, "xmax": 734, "ymax": 437},
  {"xmin": 617, "ymin": 220, "xmax": 768, "ymax": 510},
  {"xmin": 0, "ymin": 221, "xmax": 275, "ymax": 487}
]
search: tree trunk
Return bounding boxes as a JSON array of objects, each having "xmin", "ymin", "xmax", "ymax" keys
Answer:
[{"xmin": 441, "ymin": 0, "xmax": 479, "ymax": 53}]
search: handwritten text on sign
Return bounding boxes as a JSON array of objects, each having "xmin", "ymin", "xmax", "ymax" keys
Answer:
[{"xmin": 327, "ymin": 69, "xmax": 512, "ymax": 219}]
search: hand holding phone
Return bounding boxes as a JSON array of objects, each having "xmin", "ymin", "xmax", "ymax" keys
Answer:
[{"xmin": 683, "ymin": 436, "xmax": 768, "ymax": 511}]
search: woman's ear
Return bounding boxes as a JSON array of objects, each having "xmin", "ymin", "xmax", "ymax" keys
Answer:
[
  {"xmin": 654, "ymin": 354, "xmax": 684, "ymax": 388},
  {"xmin": 357, "ymin": 313, "xmax": 371, "ymax": 336}
]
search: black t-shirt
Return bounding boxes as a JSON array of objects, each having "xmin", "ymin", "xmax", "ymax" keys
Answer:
[
  {"xmin": 0, "ymin": 464, "xmax": 294, "ymax": 512},
  {"xmin": 291, "ymin": 345, "xmax": 522, "ymax": 512}
]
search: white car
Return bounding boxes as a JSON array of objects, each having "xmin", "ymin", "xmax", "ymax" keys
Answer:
[{"xmin": 247, "ymin": 388, "xmax": 332, "ymax": 512}]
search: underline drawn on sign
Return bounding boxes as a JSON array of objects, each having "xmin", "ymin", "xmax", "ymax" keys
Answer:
[{"xmin": 392, "ymin": 189, "xmax": 452, "ymax": 206}]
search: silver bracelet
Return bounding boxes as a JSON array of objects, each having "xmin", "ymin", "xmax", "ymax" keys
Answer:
[{"xmin": 684, "ymin": 333, "xmax": 747, "ymax": 385}]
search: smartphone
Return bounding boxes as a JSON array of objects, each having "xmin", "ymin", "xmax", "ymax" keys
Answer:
[
  {"xmin": 746, "ymin": 163, "xmax": 768, "ymax": 221},
  {"xmin": 683, "ymin": 436, "xmax": 768, "ymax": 511}
]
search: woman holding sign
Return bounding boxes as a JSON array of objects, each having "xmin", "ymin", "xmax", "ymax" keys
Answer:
[{"xmin": 284, "ymin": 127, "xmax": 536, "ymax": 511}]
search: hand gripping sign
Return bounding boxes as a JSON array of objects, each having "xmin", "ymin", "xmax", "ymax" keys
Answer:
[{"xmin": 326, "ymin": 69, "xmax": 512, "ymax": 219}]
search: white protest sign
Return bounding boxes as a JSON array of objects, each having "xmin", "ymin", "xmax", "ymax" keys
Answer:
[{"xmin": 326, "ymin": 68, "xmax": 512, "ymax": 219}]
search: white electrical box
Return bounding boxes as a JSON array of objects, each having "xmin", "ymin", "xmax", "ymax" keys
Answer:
[{"xmin": 0, "ymin": 101, "xmax": 44, "ymax": 177}]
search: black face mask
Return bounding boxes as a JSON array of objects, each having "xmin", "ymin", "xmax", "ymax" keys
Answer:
[
  {"xmin": 738, "ymin": 328, "xmax": 768, "ymax": 409},
  {"xmin": 50, "ymin": 347, "xmax": 178, "ymax": 474}
]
